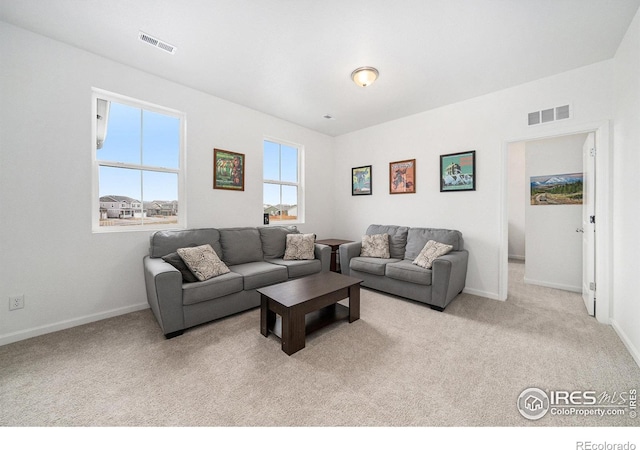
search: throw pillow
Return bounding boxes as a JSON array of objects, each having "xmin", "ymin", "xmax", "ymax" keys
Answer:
[
  {"xmin": 283, "ymin": 233, "xmax": 316, "ymax": 260},
  {"xmin": 360, "ymin": 233, "xmax": 390, "ymax": 258},
  {"xmin": 177, "ymin": 244, "xmax": 230, "ymax": 281},
  {"xmin": 412, "ymin": 240, "xmax": 453, "ymax": 269},
  {"xmin": 162, "ymin": 251, "xmax": 199, "ymax": 283}
]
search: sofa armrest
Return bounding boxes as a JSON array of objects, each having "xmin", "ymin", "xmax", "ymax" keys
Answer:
[
  {"xmin": 431, "ymin": 250, "xmax": 469, "ymax": 309},
  {"xmin": 143, "ymin": 256, "xmax": 185, "ymax": 338},
  {"xmin": 314, "ymin": 243, "xmax": 331, "ymax": 272},
  {"xmin": 338, "ymin": 241, "xmax": 362, "ymax": 277}
]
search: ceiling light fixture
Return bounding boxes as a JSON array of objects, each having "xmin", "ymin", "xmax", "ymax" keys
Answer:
[{"xmin": 351, "ymin": 66, "xmax": 379, "ymax": 87}]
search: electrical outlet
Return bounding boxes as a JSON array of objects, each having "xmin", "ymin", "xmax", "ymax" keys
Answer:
[{"xmin": 9, "ymin": 295, "xmax": 24, "ymax": 311}]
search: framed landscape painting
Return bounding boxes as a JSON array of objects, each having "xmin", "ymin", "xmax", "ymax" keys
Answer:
[
  {"xmin": 440, "ymin": 150, "xmax": 476, "ymax": 192},
  {"xmin": 352, "ymin": 165, "xmax": 372, "ymax": 195},
  {"xmin": 530, "ymin": 173, "xmax": 583, "ymax": 205},
  {"xmin": 389, "ymin": 159, "xmax": 416, "ymax": 194},
  {"xmin": 213, "ymin": 148, "xmax": 245, "ymax": 191}
]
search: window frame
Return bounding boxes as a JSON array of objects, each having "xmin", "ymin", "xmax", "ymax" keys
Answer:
[
  {"xmin": 91, "ymin": 88, "xmax": 187, "ymax": 233},
  {"xmin": 263, "ymin": 136, "xmax": 304, "ymax": 225}
]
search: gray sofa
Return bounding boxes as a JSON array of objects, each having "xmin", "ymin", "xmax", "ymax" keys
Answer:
[
  {"xmin": 339, "ymin": 224, "xmax": 468, "ymax": 311},
  {"xmin": 143, "ymin": 226, "xmax": 330, "ymax": 338}
]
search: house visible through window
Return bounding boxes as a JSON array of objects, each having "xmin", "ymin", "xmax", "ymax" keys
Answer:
[
  {"xmin": 263, "ymin": 139, "xmax": 302, "ymax": 223},
  {"xmin": 93, "ymin": 90, "xmax": 185, "ymax": 231}
]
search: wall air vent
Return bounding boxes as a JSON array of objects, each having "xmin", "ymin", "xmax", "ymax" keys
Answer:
[
  {"xmin": 527, "ymin": 104, "xmax": 571, "ymax": 126},
  {"xmin": 555, "ymin": 104, "xmax": 570, "ymax": 120},
  {"xmin": 138, "ymin": 31, "xmax": 176, "ymax": 55}
]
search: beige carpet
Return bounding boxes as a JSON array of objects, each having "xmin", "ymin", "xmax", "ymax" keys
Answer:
[{"xmin": 1, "ymin": 261, "xmax": 638, "ymax": 427}]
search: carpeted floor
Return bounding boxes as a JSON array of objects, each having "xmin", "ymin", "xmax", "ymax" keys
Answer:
[{"xmin": 1, "ymin": 261, "xmax": 638, "ymax": 427}]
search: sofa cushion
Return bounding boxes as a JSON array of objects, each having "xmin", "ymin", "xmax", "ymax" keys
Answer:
[
  {"xmin": 284, "ymin": 233, "xmax": 316, "ymax": 260},
  {"xmin": 268, "ymin": 258, "xmax": 322, "ymax": 278},
  {"xmin": 405, "ymin": 228, "xmax": 463, "ymax": 260},
  {"xmin": 162, "ymin": 251, "xmax": 199, "ymax": 283},
  {"xmin": 259, "ymin": 226, "xmax": 299, "ymax": 259},
  {"xmin": 385, "ymin": 260, "xmax": 432, "ymax": 286},
  {"xmin": 219, "ymin": 228, "xmax": 264, "ymax": 265},
  {"xmin": 350, "ymin": 256, "xmax": 401, "ymax": 276},
  {"xmin": 365, "ymin": 225, "xmax": 409, "ymax": 259},
  {"xmin": 149, "ymin": 228, "xmax": 222, "ymax": 259},
  {"xmin": 361, "ymin": 233, "xmax": 390, "ymax": 258},
  {"xmin": 177, "ymin": 245, "xmax": 230, "ymax": 281},
  {"xmin": 182, "ymin": 271, "xmax": 244, "ymax": 305},
  {"xmin": 413, "ymin": 240, "xmax": 454, "ymax": 269},
  {"xmin": 229, "ymin": 261, "xmax": 288, "ymax": 290}
]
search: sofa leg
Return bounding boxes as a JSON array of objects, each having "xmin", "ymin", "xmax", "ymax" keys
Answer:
[
  {"xmin": 164, "ymin": 330, "xmax": 184, "ymax": 339},
  {"xmin": 429, "ymin": 305, "xmax": 444, "ymax": 312}
]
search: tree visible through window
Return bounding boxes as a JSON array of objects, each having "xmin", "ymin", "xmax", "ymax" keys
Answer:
[
  {"xmin": 93, "ymin": 90, "xmax": 185, "ymax": 231},
  {"xmin": 263, "ymin": 139, "xmax": 301, "ymax": 222}
]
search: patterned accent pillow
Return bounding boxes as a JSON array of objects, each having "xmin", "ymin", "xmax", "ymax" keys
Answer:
[
  {"xmin": 360, "ymin": 233, "xmax": 390, "ymax": 258},
  {"xmin": 177, "ymin": 244, "xmax": 230, "ymax": 281},
  {"xmin": 283, "ymin": 233, "xmax": 316, "ymax": 260},
  {"xmin": 412, "ymin": 240, "xmax": 453, "ymax": 269}
]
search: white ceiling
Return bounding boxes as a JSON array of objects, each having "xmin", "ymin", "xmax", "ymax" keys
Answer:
[{"xmin": 1, "ymin": 0, "xmax": 638, "ymax": 136}]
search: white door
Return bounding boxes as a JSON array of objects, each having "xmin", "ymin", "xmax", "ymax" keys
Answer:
[{"xmin": 582, "ymin": 132, "xmax": 596, "ymax": 315}]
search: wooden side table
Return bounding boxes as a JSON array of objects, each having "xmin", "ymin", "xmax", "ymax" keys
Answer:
[{"xmin": 316, "ymin": 239, "xmax": 353, "ymax": 272}]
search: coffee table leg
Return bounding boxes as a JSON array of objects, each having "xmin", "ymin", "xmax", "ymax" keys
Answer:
[
  {"xmin": 282, "ymin": 307, "xmax": 306, "ymax": 355},
  {"xmin": 260, "ymin": 294, "xmax": 269, "ymax": 337},
  {"xmin": 349, "ymin": 284, "xmax": 360, "ymax": 323}
]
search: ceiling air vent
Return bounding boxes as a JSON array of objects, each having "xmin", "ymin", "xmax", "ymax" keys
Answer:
[
  {"xmin": 527, "ymin": 104, "xmax": 571, "ymax": 126},
  {"xmin": 138, "ymin": 31, "xmax": 176, "ymax": 55}
]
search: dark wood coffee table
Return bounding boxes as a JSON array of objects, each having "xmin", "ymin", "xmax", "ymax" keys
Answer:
[{"xmin": 258, "ymin": 272, "xmax": 362, "ymax": 355}]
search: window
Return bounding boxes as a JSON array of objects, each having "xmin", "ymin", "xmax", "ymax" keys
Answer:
[
  {"xmin": 263, "ymin": 138, "xmax": 302, "ymax": 223},
  {"xmin": 92, "ymin": 89, "xmax": 185, "ymax": 231}
]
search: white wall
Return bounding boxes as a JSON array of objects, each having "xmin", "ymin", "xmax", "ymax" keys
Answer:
[
  {"xmin": 524, "ymin": 134, "xmax": 586, "ymax": 292},
  {"xmin": 507, "ymin": 142, "xmax": 526, "ymax": 260},
  {"xmin": 0, "ymin": 22, "xmax": 335, "ymax": 345},
  {"xmin": 333, "ymin": 61, "xmax": 613, "ymax": 300},
  {"xmin": 612, "ymin": 9, "xmax": 640, "ymax": 366}
]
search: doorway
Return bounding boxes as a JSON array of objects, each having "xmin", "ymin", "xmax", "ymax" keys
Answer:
[
  {"xmin": 500, "ymin": 122, "xmax": 611, "ymax": 324},
  {"xmin": 508, "ymin": 133, "xmax": 588, "ymax": 294}
]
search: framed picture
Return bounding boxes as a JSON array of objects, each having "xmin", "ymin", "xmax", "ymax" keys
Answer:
[
  {"xmin": 530, "ymin": 173, "xmax": 583, "ymax": 205},
  {"xmin": 213, "ymin": 148, "xmax": 245, "ymax": 191},
  {"xmin": 389, "ymin": 159, "xmax": 416, "ymax": 194},
  {"xmin": 440, "ymin": 151, "xmax": 476, "ymax": 192},
  {"xmin": 352, "ymin": 165, "xmax": 372, "ymax": 195}
]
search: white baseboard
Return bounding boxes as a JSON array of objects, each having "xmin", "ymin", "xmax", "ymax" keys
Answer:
[
  {"xmin": 610, "ymin": 319, "xmax": 640, "ymax": 369},
  {"xmin": 523, "ymin": 277, "xmax": 581, "ymax": 293},
  {"xmin": 0, "ymin": 303, "xmax": 149, "ymax": 347},
  {"xmin": 462, "ymin": 287, "xmax": 503, "ymax": 301}
]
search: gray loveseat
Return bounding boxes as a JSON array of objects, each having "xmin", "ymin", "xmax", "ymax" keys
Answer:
[
  {"xmin": 339, "ymin": 224, "xmax": 468, "ymax": 311},
  {"xmin": 143, "ymin": 226, "xmax": 330, "ymax": 338}
]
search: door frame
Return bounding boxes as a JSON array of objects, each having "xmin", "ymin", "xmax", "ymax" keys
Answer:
[
  {"xmin": 582, "ymin": 132, "xmax": 596, "ymax": 316},
  {"xmin": 500, "ymin": 120, "xmax": 612, "ymax": 324}
]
